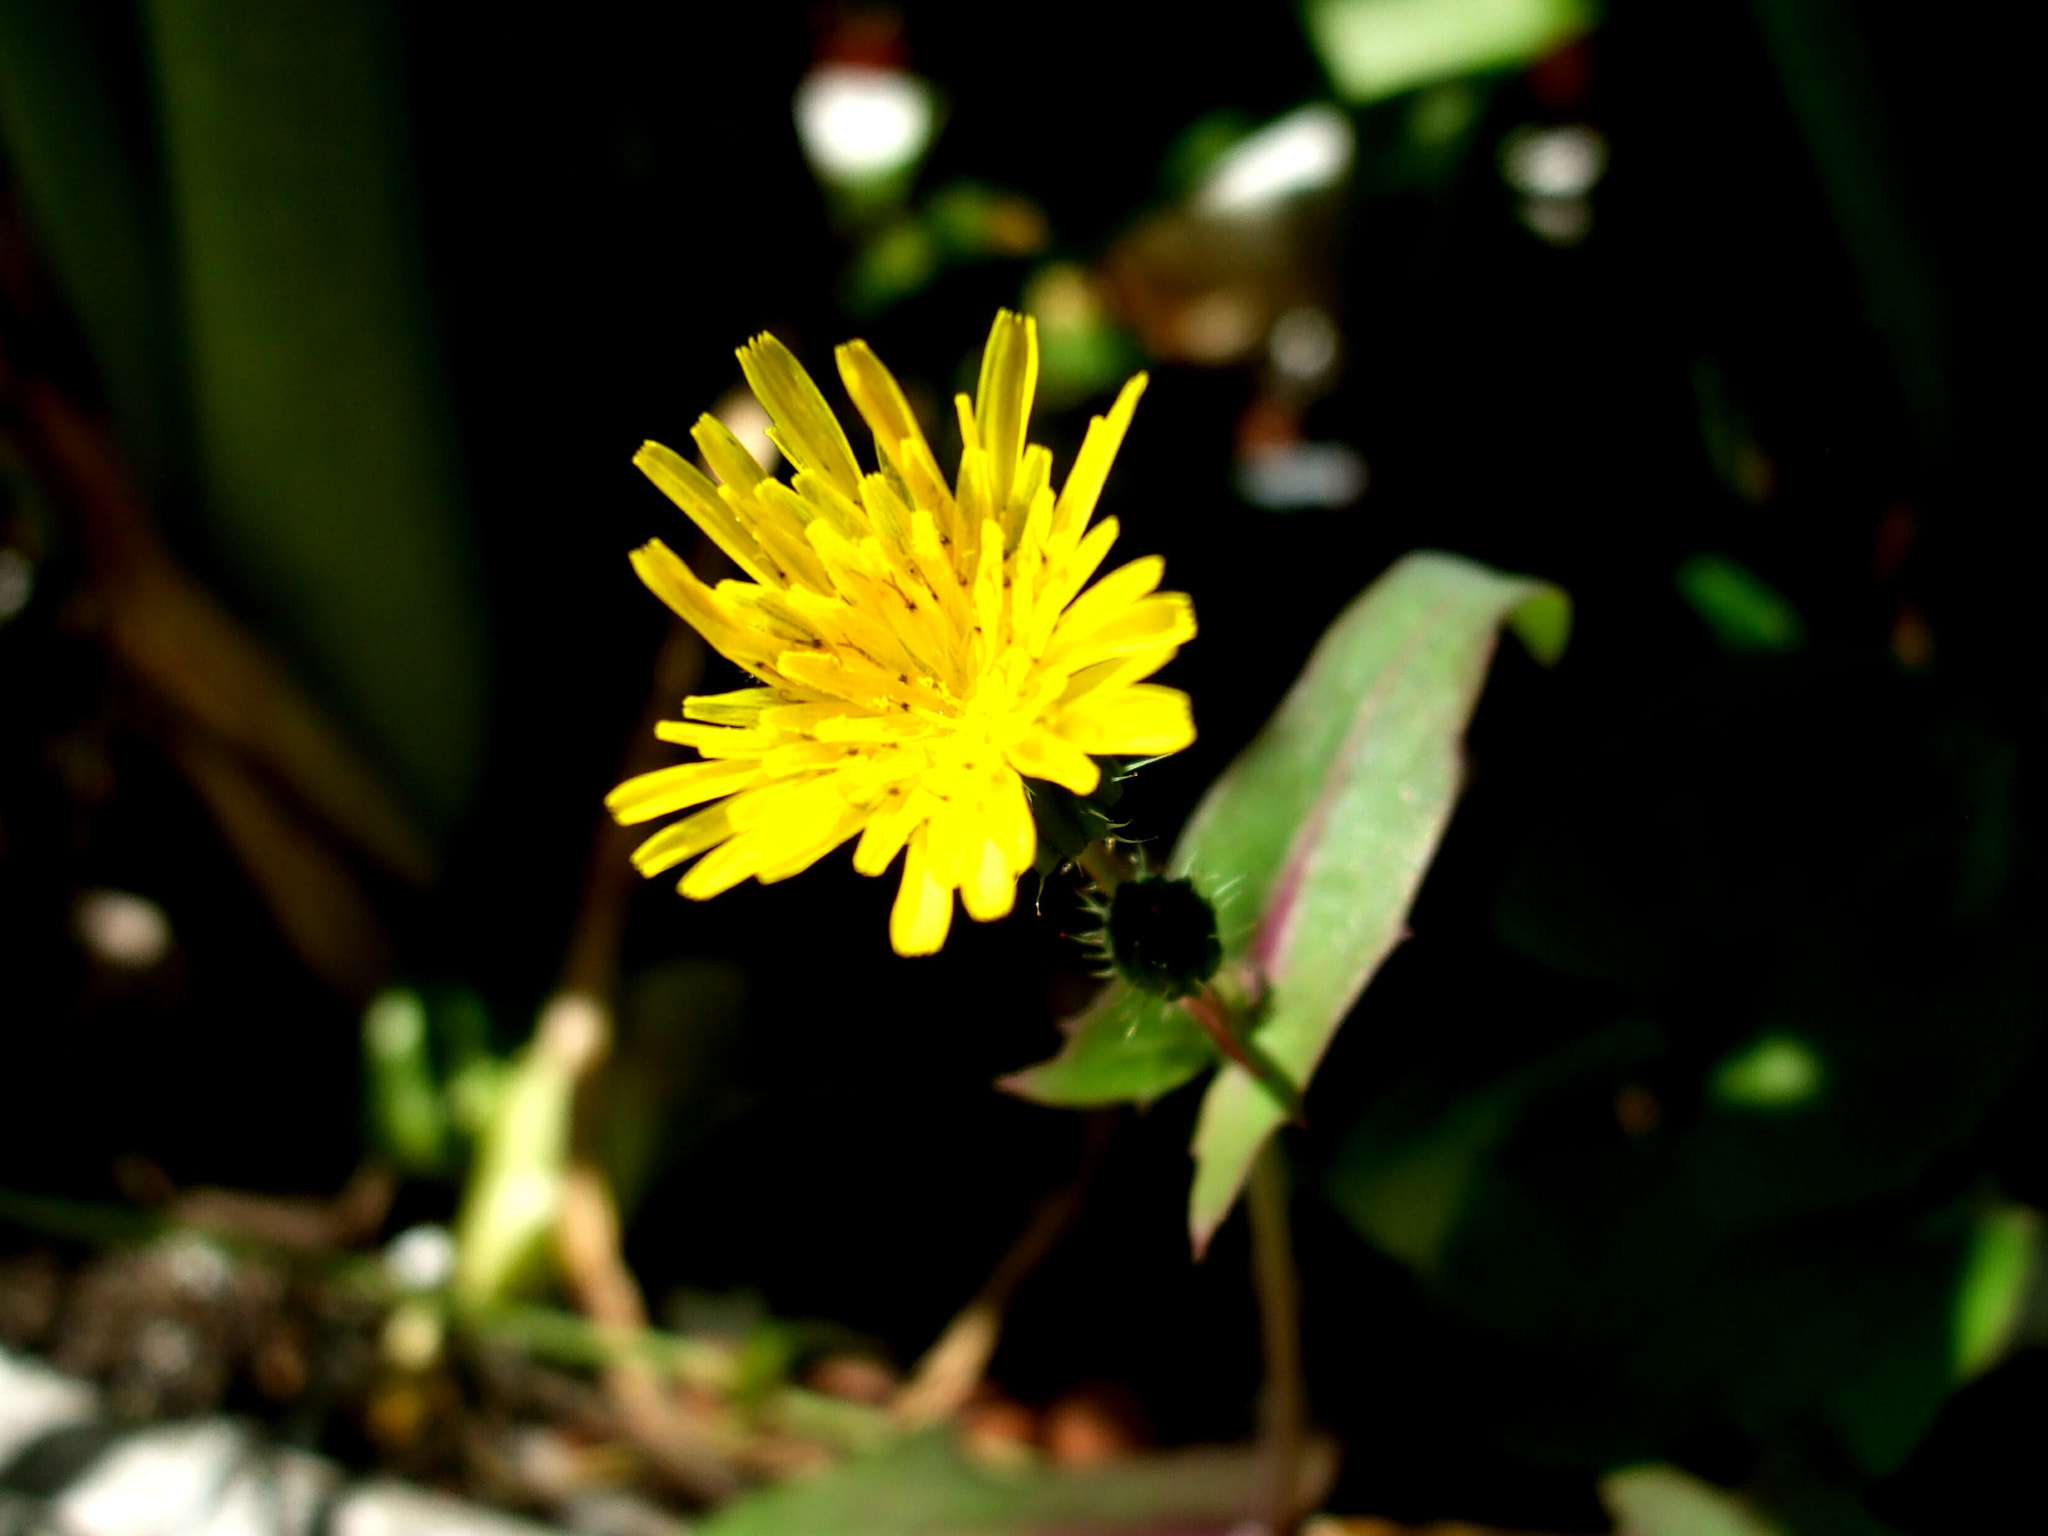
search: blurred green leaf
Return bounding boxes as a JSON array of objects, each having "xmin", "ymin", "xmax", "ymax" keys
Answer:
[
  {"xmin": 1325, "ymin": 1023, "xmax": 1653, "ymax": 1275},
  {"xmin": 1747, "ymin": 0, "xmax": 1948, "ymax": 455},
  {"xmin": 1599, "ymin": 1465, "xmax": 1784, "ymax": 1536},
  {"xmin": 844, "ymin": 180, "xmax": 1048, "ymax": 315},
  {"xmin": 697, "ymin": 1431, "xmax": 1311, "ymax": 1536},
  {"xmin": 601, "ymin": 959, "xmax": 747, "ymax": 1219},
  {"xmin": 0, "ymin": 3, "xmax": 184, "ymax": 483},
  {"xmin": 362, "ymin": 988, "xmax": 451, "ymax": 1174},
  {"xmin": 1952, "ymin": 1201, "xmax": 2041, "ymax": 1381},
  {"xmin": 1183, "ymin": 553, "xmax": 1565, "ymax": 1248},
  {"xmin": 142, "ymin": 0, "xmax": 489, "ymax": 830},
  {"xmin": 1305, "ymin": 0, "xmax": 1595, "ymax": 105},
  {"xmin": 1710, "ymin": 1031, "xmax": 1826, "ymax": 1110},
  {"xmin": 1676, "ymin": 553, "xmax": 1805, "ymax": 654},
  {"xmin": 1157, "ymin": 110, "xmax": 1257, "ymax": 198}
]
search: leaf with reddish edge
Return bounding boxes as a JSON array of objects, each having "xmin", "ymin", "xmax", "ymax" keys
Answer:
[
  {"xmin": 1183, "ymin": 553, "xmax": 1566, "ymax": 1250},
  {"xmin": 1004, "ymin": 553, "xmax": 1566, "ymax": 1251}
]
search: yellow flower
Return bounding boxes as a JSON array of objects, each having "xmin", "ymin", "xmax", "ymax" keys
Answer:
[{"xmin": 606, "ymin": 311, "xmax": 1196, "ymax": 956}]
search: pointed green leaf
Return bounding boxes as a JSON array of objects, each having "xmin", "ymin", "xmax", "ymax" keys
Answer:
[
  {"xmin": 144, "ymin": 0, "xmax": 488, "ymax": 829},
  {"xmin": 1182, "ymin": 553, "xmax": 1564, "ymax": 1249},
  {"xmin": 999, "ymin": 983, "xmax": 1212, "ymax": 1108}
]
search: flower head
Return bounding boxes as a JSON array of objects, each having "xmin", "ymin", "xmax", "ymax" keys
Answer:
[{"xmin": 606, "ymin": 311, "xmax": 1196, "ymax": 955}]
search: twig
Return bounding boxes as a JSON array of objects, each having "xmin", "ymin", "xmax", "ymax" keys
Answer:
[
  {"xmin": 895, "ymin": 1110, "xmax": 1116, "ymax": 1425},
  {"xmin": 556, "ymin": 1159, "xmax": 741, "ymax": 1502},
  {"xmin": 1248, "ymin": 1139, "xmax": 1306, "ymax": 1536}
]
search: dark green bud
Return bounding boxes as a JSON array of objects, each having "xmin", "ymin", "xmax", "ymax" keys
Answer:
[{"xmin": 1108, "ymin": 876, "xmax": 1222, "ymax": 999}]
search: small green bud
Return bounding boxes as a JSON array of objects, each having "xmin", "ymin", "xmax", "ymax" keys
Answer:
[{"xmin": 1108, "ymin": 876, "xmax": 1222, "ymax": 999}]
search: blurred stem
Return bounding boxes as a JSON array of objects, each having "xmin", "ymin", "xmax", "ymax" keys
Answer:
[
  {"xmin": 561, "ymin": 616, "xmax": 705, "ymax": 1002},
  {"xmin": 895, "ymin": 1110, "xmax": 1116, "ymax": 1425},
  {"xmin": 1249, "ymin": 1139, "xmax": 1305, "ymax": 1536}
]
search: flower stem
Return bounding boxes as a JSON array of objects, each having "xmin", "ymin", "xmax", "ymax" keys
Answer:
[{"xmin": 1249, "ymin": 1138, "xmax": 1306, "ymax": 1535}]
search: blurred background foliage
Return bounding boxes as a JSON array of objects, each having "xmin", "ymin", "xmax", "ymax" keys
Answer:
[{"xmin": 3, "ymin": 1, "xmax": 2045, "ymax": 1532}]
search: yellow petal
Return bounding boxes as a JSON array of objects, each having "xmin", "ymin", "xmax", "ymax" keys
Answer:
[
  {"xmin": 890, "ymin": 823, "xmax": 955, "ymax": 955},
  {"xmin": 690, "ymin": 414, "xmax": 770, "ymax": 496},
  {"xmin": 853, "ymin": 792, "xmax": 924, "ymax": 875},
  {"xmin": 1053, "ymin": 555, "xmax": 1165, "ymax": 644},
  {"xmin": 1029, "ymin": 517, "xmax": 1121, "ymax": 654},
  {"xmin": 606, "ymin": 758, "xmax": 764, "ymax": 824},
  {"xmin": 754, "ymin": 800, "xmax": 865, "ymax": 883},
  {"xmin": 1046, "ymin": 592, "xmax": 1196, "ymax": 669},
  {"xmin": 1005, "ymin": 728, "xmax": 1100, "ymax": 795},
  {"xmin": 1052, "ymin": 372, "xmax": 1146, "ymax": 545},
  {"xmin": 1054, "ymin": 683, "xmax": 1196, "ymax": 756},
  {"xmin": 677, "ymin": 831, "xmax": 768, "ymax": 899},
  {"xmin": 737, "ymin": 332, "xmax": 864, "ymax": 495},
  {"xmin": 632, "ymin": 443, "xmax": 778, "ymax": 587},
  {"xmin": 988, "ymin": 767, "xmax": 1036, "ymax": 873},
  {"xmin": 836, "ymin": 339, "xmax": 932, "ymax": 473},
  {"xmin": 629, "ymin": 804, "xmax": 734, "ymax": 876},
  {"xmin": 627, "ymin": 541, "xmax": 781, "ymax": 672},
  {"xmin": 683, "ymin": 688, "xmax": 780, "ymax": 725},
  {"xmin": 960, "ymin": 835, "xmax": 1016, "ymax": 922},
  {"xmin": 974, "ymin": 309, "xmax": 1038, "ymax": 510},
  {"xmin": 653, "ymin": 720, "xmax": 772, "ymax": 756}
]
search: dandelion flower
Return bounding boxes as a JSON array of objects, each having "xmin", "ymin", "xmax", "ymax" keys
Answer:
[{"xmin": 606, "ymin": 311, "xmax": 1196, "ymax": 956}]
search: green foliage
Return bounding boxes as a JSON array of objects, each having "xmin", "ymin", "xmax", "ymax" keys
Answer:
[
  {"xmin": 1012, "ymin": 553, "xmax": 1567, "ymax": 1247},
  {"xmin": 0, "ymin": 3, "xmax": 184, "ymax": 484},
  {"xmin": 600, "ymin": 959, "xmax": 748, "ymax": 1219},
  {"xmin": 844, "ymin": 181, "xmax": 1049, "ymax": 315},
  {"xmin": 1328, "ymin": 662, "xmax": 2048, "ymax": 1481},
  {"xmin": 1305, "ymin": 0, "xmax": 1596, "ymax": 105},
  {"xmin": 362, "ymin": 989, "xmax": 452, "ymax": 1174},
  {"xmin": 697, "ymin": 1432, "xmax": 1291, "ymax": 1536},
  {"xmin": 141, "ymin": 0, "xmax": 489, "ymax": 828},
  {"xmin": 1747, "ymin": 0, "xmax": 1949, "ymax": 453},
  {"xmin": 1952, "ymin": 1202, "xmax": 2042, "ymax": 1381},
  {"xmin": 1711, "ymin": 1032, "xmax": 1826, "ymax": 1109},
  {"xmin": 1676, "ymin": 554, "xmax": 1806, "ymax": 654},
  {"xmin": 1600, "ymin": 1465, "xmax": 1784, "ymax": 1536}
]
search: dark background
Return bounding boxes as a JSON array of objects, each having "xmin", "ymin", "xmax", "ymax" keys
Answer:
[{"xmin": 4, "ymin": 2, "xmax": 2044, "ymax": 1529}]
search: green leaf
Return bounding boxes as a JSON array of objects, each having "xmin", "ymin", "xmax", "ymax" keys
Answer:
[
  {"xmin": 1953, "ymin": 1200, "xmax": 2042, "ymax": 1381},
  {"xmin": 1324, "ymin": 1021, "xmax": 1657, "ymax": 1275},
  {"xmin": 1599, "ymin": 1465, "xmax": 1784, "ymax": 1536},
  {"xmin": 0, "ymin": 3, "xmax": 184, "ymax": 485},
  {"xmin": 1676, "ymin": 553, "xmax": 1805, "ymax": 654},
  {"xmin": 1305, "ymin": 0, "xmax": 1596, "ymax": 106},
  {"xmin": 1009, "ymin": 553, "xmax": 1563, "ymax": 1242},
  {"xmin": 1747, "ymin": 0, "xmax": 1949, "ymax": 455},
  {"xmin": 1182, "ymin": 553, "xmax": 1565, "ymax": 1249},
  {"xmin": 142, "ymin": 0, "xmax": 489, "ymax": 830},
  {"xmin": 696, "ymin": 1431, "xmax": 1313, "ymax": 1536},
  {"xmin": 999, "ymin": 984, "xmax": 1213, "ymax": 1108}
]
